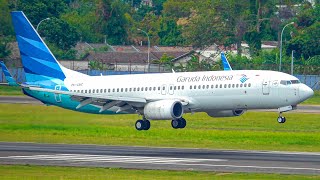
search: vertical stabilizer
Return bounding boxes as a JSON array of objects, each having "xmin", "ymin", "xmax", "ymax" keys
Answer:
[
  {"xmin": 11, "ymin": 11, "xmax": 66, "ymax": 85},
  {"xmin": 0, "ymin": 61, "xmax": 19, "ymax": 86},
  {"xmin": 221, "ymin": 52, "xmax": 232, "ymax": 71}
]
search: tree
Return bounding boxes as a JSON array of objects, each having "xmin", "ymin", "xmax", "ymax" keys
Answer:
[
  {"xmin": 16, "ymin": 0, "xmax": 67, "ymax": 26},
  {"xmin": 40, "ymin": 17, "xmax": 80, "ymax": 50},
  {"xmin": 96, "ymin": 0, "xmax": 130, "ymax": 44},
  {"xmin": 158, "ymin": 17, "xmax": 184, "ymax": 46},
  {"xmin": 287, "ymin": 22, "xmax": 320, "ymax": 59}
]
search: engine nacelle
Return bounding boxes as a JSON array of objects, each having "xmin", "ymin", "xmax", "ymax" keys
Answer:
[
  {"xmin": 207, "ymin": 109, "xmax": 245, "ymax": 118},
  {"xmin": 144, "ymin": 100, "xmax": 183, "ymax": 120}
]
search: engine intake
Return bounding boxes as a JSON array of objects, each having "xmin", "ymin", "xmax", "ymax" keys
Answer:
[{"xmin": 144, "ymin": 100, "xmax": 183, "ymax": 120}]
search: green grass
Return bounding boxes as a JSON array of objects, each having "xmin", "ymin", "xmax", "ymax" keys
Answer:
[
  {"xmin": 0, "ymin": 104, "xmax": 319, "ymax": 152},
  {"xmin": 1, "ymin": 165, "xmax": 319, "ymax": 180},
  {"xmin": 0, "ymin": 86, "xmax": 22, "ymax": 96}
]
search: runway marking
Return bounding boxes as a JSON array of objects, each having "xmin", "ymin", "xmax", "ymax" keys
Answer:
[
  {"xmin": 1, "ymin": 154, "xmax": 320, "ymax": 173},
  {"xmin": 0, "ymin": 154, "xmax": 226, "ymax": 164}
]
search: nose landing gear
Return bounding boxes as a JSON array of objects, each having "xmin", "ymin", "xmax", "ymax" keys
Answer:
[{"xmin": 277, "ymin": 115, "xmax": 286, "ymax": 123}]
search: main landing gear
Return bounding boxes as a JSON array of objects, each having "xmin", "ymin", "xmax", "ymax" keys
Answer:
[
  {"xmin": 171, "ymin": 118, "xmax": 187, "ymax": 129},
  {"xmin": 135, "ymin": 117, "xmax": 187, "ymax": 131},
  {"xmin": 135, "ymin": 118, "xmax": 150, "ymax": 131}
]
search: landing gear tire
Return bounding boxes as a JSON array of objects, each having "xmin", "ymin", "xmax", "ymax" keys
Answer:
[
  {"xmin": 277, "ymin": 116, "xmax": 286, "ymax": 123},
  {"xmin": 171, "ymin": 118, "xmax": 187, "ymax": 129},
  {"xmin": 135, "ymin": 120, "xmax": 144, "ymax": 131},
  {"xmin": 144, "ymin": 120, "xmax": 151, "ymax": 130},
  {"xmin": 135, "ymin": 119, "xmax": 151, "ymax": 131},
  {"xmin": 179, "ymin": 118, "xmax": 187, "ymax": 128},
  {"xmin": 171, "ymin": 119, "xmax": 180, "ymax": 129}
]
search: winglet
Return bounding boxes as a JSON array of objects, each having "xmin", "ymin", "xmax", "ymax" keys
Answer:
[
  {"xmin": 221, "ymin": 52, "xmax": 232, "ymax": 71},
  {"xmin": 0, "ymin": 61, "xmax": 19, "ymax": 86}
]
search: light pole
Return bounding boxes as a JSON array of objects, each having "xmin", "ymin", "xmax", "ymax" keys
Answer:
[
  {"xmin": 36, "ymin": 18, "xmax": 50, "ymax": 32},
  {"xmin": 279, "ymin": 22, "xmax": 294, "ymax": 72},
  {"xmin": 137, "ymin": 28, "xmax": 150, "ymax": 72}
]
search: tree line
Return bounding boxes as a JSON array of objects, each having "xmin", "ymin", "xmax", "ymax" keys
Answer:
[{"xmin": 0, "ymin": 0, "xmax": 319, "ymax": 69}]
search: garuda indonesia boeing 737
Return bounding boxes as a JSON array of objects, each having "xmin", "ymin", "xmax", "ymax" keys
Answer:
[{"xmin": 10, "ymin": 11, "xmax": 314, "ymax": 131}]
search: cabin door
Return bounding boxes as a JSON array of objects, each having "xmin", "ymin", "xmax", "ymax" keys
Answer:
[
  {"xmin": 54, "ymin": 85, "xmax": 62, "ymax": 102},
  {"xmin": 262, "ymin": 80, "xmax": 270, "ymax": 95}
]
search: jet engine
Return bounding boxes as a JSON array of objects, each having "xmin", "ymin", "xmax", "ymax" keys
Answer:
[
  {"xmin": 144, "ymin": 100, "xmax": 183, "ymax": 120},
  {"xmin": 207, "ymin": 109, "xmax": 245, "ymax": 118}
]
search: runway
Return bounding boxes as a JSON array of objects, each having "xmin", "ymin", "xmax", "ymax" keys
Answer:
[
  {"xmin": 1, "ymin": 96, "xmax": 319, "ymax": 113},
  {"xmin": 0, "ymin": 142, "xmax": 319, "ymax": 174}
]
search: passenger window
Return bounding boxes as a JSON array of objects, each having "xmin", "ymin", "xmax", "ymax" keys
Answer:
[
  {"xmin": 134, "ymin": 88, "xmax": 136, "ymax": 91},
  {"xmin": 93, "ymin": 89, "xmax": 95, "ymax": 93},
  {"xmin": 206, "ymin": 85, "xmax": 209, "ymax": 89},
  {"xmin": 104, "ymin": 89, "xmax": 106, "ymax": 93},
  {"xmin": 158, "ymin": 87, "xmax": 161, "ymax": 91},
  {"xmin": 81, "ymin": 90, "xmax": 83, "ymax": 93},
  {"xmin": 240, "ymin": 84, "xmax": 243, "ymax": 88},
  {"xmin": 178, "ymin": 86, "xmax": 180, "ymax": 90},
  {"xmin": 162, "ymin": 86, "xmax": 165, "ymax": 90},
  {"xmin": 170, "ymin": 86, "xmax": 173, "ymax": 90},
  {"xmin": 174, "ymin": 86, "xmax": 177, "ymax": 90},
  {"xmin": 145, "ymin": 87, "xmax": 148, "ymax": 91},
  {"xmin": 216, "ymin": 84, "xmax": 218, "ymax": 88},
  {"xmin": 198, "ymin": 85, "xmax": 201, "ymax": 89},
  {"xmin": 211, "ymin": 85, "xmax": 214, "ymax": 89},
  {"xmin": 244, "ymin": 84, "xmax": 247, "ymax": 87},
  {"xmin": 85, "ymin": 90, "xmax": 87, "ymax": 93},
  {"xmin": 137, "ymin": 87, "xmax": 140, "ymax": 91},
  {"xmin": 232, "ymin": 84, "xmax": 235, "ymax": 88},
  {"xmin": 149, "ymin": 87, "xmax": 152, "ymax": 91},
  {"xmin": 194, "ymin": 85, "xmax": 197, "ymax": 89},
  {"xmin": 248, "ymin": 83, "xmax": 251, "ymax": 87},
  {"xmin": 236, "ymin": 84, "xmax": 239, "ymax": 88},
  {"xmin": 89, "ymin": 90, "xmax": 91, "ymax": 93},
  {"xmin": 224, "ymin": 84, "xmax": 227, "ymax": 88},
  {"xmin": 182, "ymin": 86, "xmax": 184, "ymax": 90},
  {"xmin": 129, "ymin": 88, "xmax": 132, "ymax": 92},
  {"xmin": 190, "ymin": 85, "xmax": 192, "ymax": 89},
  {"xmin": 141, "ymin": 87, "xmax": 144, "ymax": 91},
  {"xmin": 108, "ymin": 89, "xmax": 110, "ymax": 93},
  {"xmin": 228, "ymin": 84, "xmax": 231, "ymax": 88},
  {"xmin": 220, "ymin": 84, "xmax": 222, "ymax": 88},
  {"xmin": 153, "ymin": 87, "xmax": 156, "ymax": 91}
]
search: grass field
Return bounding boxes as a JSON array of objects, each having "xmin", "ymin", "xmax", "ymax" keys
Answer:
[
  {"xmin": 1, "ymin": 165, "xmax": 319, "ymax": 180},
  {"xmin": 0, "ymin": 86, "xmax": 22, "ymax": 96},
  {"xmin": 0, "ymin": 104, "xmax": 319, "ymax": 152}
]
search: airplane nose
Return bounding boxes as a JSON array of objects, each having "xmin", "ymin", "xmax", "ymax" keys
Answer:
[{"xmin": 299, "ymin": 85, "xmax": 314, "ymax": 101}]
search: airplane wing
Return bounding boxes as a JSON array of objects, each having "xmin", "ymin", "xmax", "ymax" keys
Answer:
[
  {"xmin": 27, "ymin": 86, "xmax": 191, "ymax": 114},
  {"xmin": 221, "ymin": 52, "xmax": 232, "ymax": 71},
  {"xmin": 0, "ymin": 61, "xmax": 19, "ymax": 86}
]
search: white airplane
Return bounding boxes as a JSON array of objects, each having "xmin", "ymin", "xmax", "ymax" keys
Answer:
[{"xmin": 11, "ymin": 11, "xmax": 314, "ymax": 130}]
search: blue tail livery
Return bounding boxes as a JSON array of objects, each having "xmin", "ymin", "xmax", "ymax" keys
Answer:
[
  {"xmin": 221, "ymin": 52, "xmax": 232, "ymax": 71},
  {"xmin": 0, "ymin": 61, "xmax": 19, "ymax": 86}
]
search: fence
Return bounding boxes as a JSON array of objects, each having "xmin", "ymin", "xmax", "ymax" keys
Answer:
[{"xmin": 1, "ymin": 68, "xmax": 319, "ymax": 90}]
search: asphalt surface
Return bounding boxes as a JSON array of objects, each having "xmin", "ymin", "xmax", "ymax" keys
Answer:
[
  {"xmin": 1, "ymin": 96, "xmax": 319, "ymax": 113},
  {"xmin": 0, "ymin": 142, "xmax": 319, "ymax": 174}
]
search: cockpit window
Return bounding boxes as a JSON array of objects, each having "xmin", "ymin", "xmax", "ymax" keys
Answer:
[
  {"xmin": 280, "ymin": 80, "xmax": 287, "ymax": 85},
  {"xmin": 291, "ymin": 80, "xmax": 301, "ymax": 84},
  {"xmin": 287, "ymin": 81, "xmax": 292, "ymax": 85}
]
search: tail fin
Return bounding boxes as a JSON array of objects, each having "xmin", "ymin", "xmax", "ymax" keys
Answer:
[
  {"xmin": 11, "ymin": 11, "xmax": 66, "ymax": 84},
  {"xmin": 221, "ymin": 52, "xmax": 232, "ymax": 71},
  {"xmin": 0, "ymin": 61, "xmax": 19, "ymax": 86}
]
